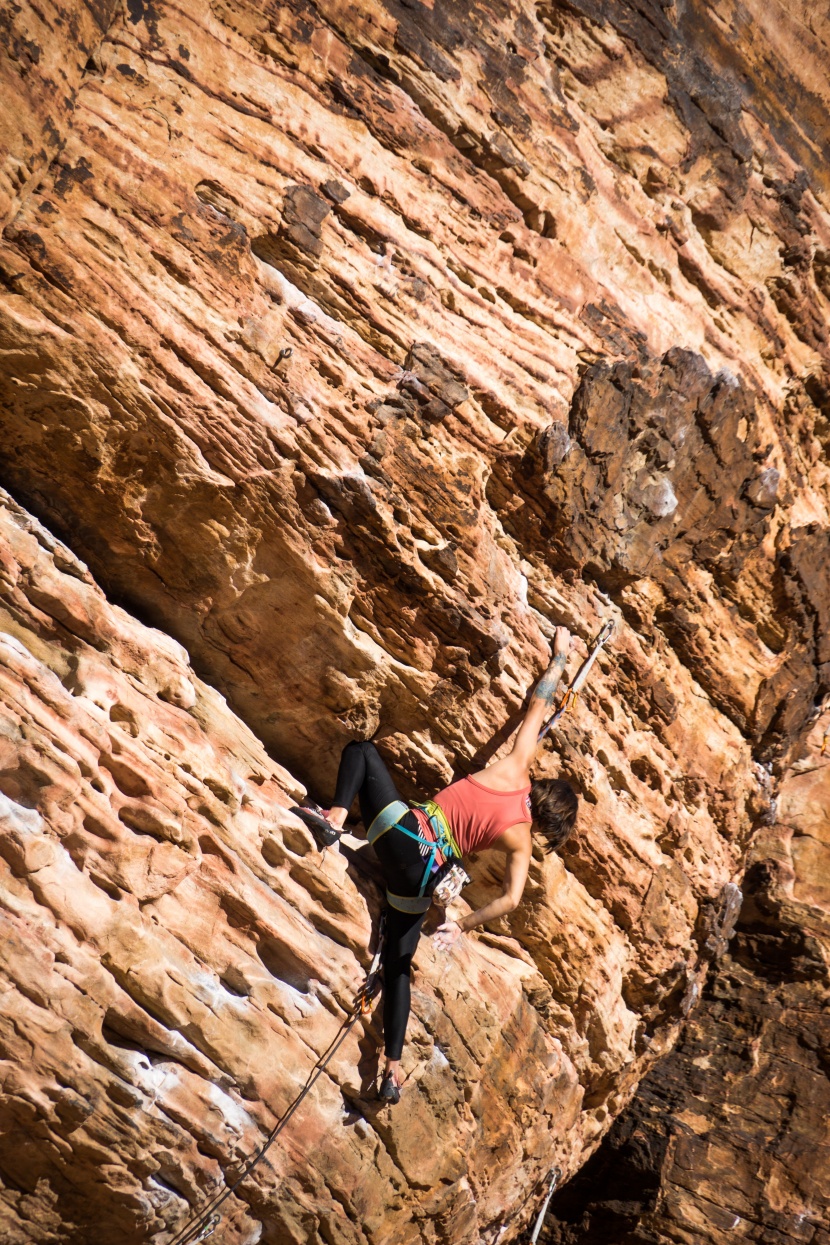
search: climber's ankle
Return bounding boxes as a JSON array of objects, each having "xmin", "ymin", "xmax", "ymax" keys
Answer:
[
  {"xmin": 328, "ymin": 805, "xmax": 348, "ymax": 830},
  {"xmin": 383, "ymin": 1057, "xmax": 402, "ymax": 1086}
]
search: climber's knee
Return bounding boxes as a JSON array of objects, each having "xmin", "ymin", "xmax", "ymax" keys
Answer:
[{"xmin": 343, "ymin": 739, "xmax": 375, "ymax": 759}]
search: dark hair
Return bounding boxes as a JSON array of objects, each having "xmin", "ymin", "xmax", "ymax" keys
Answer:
[{"xmin": 530, "ymin": 778, "xmax": 578, "ymax": 853}]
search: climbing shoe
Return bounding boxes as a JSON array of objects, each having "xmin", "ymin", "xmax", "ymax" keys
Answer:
[
  {"xmin": 378, "ymin": 1073, "xmax": 401, "ymax": 1105},
  {"xmin": 294, "ymin": 801, "xmax": 340, "ymax": 850}
]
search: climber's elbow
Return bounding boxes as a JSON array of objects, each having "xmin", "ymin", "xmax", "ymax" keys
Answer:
[{"xmin": 500, "ymin": 886, "xmax": 522, "ymax": 915}]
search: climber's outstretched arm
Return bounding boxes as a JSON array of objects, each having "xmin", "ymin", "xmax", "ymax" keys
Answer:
[
  {"xmin": 433, "ymin": 831, "xmax": 531, "ymax": 950},
  {"xmin": 508, "ymin": 626, "xmax": 572, "ymax": 770}
]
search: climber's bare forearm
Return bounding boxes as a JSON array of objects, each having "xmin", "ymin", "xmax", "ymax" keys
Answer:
[
  {"xmin": 477, "ymin": 626, "xmax": 571, "ymax": 783},
  {"xmin": 457, "ymin": 891, "xmax": 517, "ymax": 933},
  {"xmin": 510, "ymin": 651, "xmax": 568, "ymax": 766},
  {"xmin": 456, "ymin": 844, "xmax": 529, "ymax": 933},
  {"xmin": 530, "ymin": 653, "xmax": 568, "ymax": 714}
]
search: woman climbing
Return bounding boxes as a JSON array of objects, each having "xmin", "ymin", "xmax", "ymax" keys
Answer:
[{"xmin": 296, "ymin": 626, "xmax": 579, "ymax": 1104}]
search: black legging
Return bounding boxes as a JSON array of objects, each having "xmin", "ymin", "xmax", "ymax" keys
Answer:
[{"xmin": 333, "ymin": 741, "xmax": 431, "ymax": 1060}]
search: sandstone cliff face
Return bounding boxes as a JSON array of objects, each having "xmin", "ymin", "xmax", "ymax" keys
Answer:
[
  {"xmin": 0, "ymin": 2, "xmax": 119, "ymax": 225},
  {"xmin": 2, "ymin": 0, "xmax": 829, "ymax": 786},
  {"xmin": 0, "ymin": 0, "xmax": 829, "ymax": 1242},
  {"xmin": 0, "ymin": 488, "xmax": 582, "ymax": 1244}
]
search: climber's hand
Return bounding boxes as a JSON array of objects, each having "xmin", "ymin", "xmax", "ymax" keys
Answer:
[
  {"xmin": 433, "ymin": 920, "xmax": 463, "ymax": 952},
  {"xmin": 553, "ymin": 626, "xmax": 571, "ymax": 659}
]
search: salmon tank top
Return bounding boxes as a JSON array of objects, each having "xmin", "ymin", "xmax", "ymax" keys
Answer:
[{"xmin": 433, "ymin": 775, "xmax": 532, "ymax": 855}]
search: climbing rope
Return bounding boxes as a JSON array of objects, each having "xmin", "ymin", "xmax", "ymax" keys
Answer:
[
  {"xmin": 161, "ymin": 913, "xmax": 387, "ymax": 1245},
  {"xmin": 538, "ymin": 621, "xmax": 614, "ymax": 741}
]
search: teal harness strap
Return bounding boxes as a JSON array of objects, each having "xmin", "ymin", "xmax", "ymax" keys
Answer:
[
  {"xmin": 368, "ymin": 799, "xmax": 460, "ymax": 903},
  {"xmin": 388, "ymin": 821, "xmax": 441, "ymax": 897},
  {"xmin": 413, "ymin": 800, "xmax": 460, "ymax": 859},
  {"xmin": 367, "ymin": 800, "xmax": 410, "ymax": 844}
]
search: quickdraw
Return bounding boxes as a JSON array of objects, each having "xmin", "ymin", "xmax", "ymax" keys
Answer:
[
  {"xmin": 529, "ymin": 1167, "xmax": 561, "ymax": 1243},
  {"xmin": 538, "ymin": 621, "xmax": 613, "ymax": 741},
  {"xmin": 190, "ymin": 1215, "xmax": 219, "ymax": 1243},
  {"xmin": 356, "ymin": 910, "xmax": 386, "ymax": 1014}
]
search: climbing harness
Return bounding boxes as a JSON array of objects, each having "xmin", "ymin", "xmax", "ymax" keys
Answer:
[
  {"xmin": 529, "ymin": 1167, "xmax": 561, "ymax": 1243},
  {"xmin": 161, "ymin": 915, "xmax": 387, "ymax": 1245},
  {"xmin": 367, "ymin": 798, "xmax": 462, "ymax": 912},
  {"xmin": 538, "ymin": 621, "xmax": 614, "ymax": 741}
]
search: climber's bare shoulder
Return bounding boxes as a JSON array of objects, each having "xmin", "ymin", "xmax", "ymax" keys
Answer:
[
  {"xmin": 490, "ymin": 819, "xmax": 532, "ymax": 856},
  {"xmin": 473, "ymin": 752, "xmax": 531, "ymax": 791}
]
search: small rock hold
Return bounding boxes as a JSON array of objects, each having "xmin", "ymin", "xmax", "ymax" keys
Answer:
[
  {"xmin": 537, "ymin": 421, "xmax": 572, "ymax": 471},
  {"xmin": 745, "ymin": 467, "xmax": 780, "ymax": 509},
  {"xmin": 159, "ymin": 675, "xmax": 197, "ymax": 710},
  {"xmin": 635, "ymin": 474, "xmax": 678, "ymax": 518},
  {"xmin": 320, "ymin": 179, "xmax": 351, "ymax": 203},
  {"xmin": 421, "ymin": 542, "xmax": 459, "ymax": 582},
  {"xmin": 280, "ymin": 184, "xmax": 331, "ymax": 259},
  {"xmin": 402, "ymin": 342, "xmax": 469, "ymax": 415}
]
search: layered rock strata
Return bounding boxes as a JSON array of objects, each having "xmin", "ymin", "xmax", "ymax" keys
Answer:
[
  {"xmin": 1, "ymin": 0, "xmax": 829, "ymax": 792},
  {"xmin": 0, "ymin": 0, "xmax": 829, "ymax": 1242},
  {"xmin": 0, "ymin": 1, "xmax": 119, "ymax": 225},
  {"xmin": 0, "ymin": 489, "xmax": 576, "ymax": 1244},
  {"xmin": 0, "ymin": 487, "xmax": 756, "ymax": 1244}
]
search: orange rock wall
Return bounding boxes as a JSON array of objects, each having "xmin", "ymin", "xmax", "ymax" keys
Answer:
[
  {"xmin": 0, "ymin": 0, "xmax": 829, "ymax": 1242},
  {"xmin": 0, "ymin": 1, "xmax": 119, "ymax": 226},
  {"xmin": 0, "ymin": 489, "xmax": 584, "ymax": 1244}
]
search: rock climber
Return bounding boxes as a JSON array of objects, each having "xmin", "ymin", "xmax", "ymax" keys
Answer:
[{"xmin": 296, "ymin": 626, "xmax": 579, "ymax": 1104}]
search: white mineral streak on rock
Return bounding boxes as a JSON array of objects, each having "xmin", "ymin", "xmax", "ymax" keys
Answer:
[
  {"xmin": 639, "ymin": 474, "xmax": 679, "ymax": 517},
  {"xmin": 205, "ymin": 1081, "xmax": 257, "ymax": 1137},
  {"xmin": 0, "ymin": 791, "xmax": 43, "ymax": 836}
]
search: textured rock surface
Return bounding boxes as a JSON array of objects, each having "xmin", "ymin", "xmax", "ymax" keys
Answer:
[
  {"xmin": 0, "ymin": 489, "xmax": 585, "ymax": 1244},
  {"xmin": 541, "ymin": 717, "xmax": 830, "ymax": 1244},
  {"xmin": 0, "ymin": 482, "xmax": 757, "ymax": 1243},
  {"xmin": 0, "ymin": 1, "xmax": 119, "ymax": 227},
  {"xmin": 2, "ymin": 0, "xmax": 829, "ymax": 788},
  {"xmin": 0, "ymin": 0, "xmax": 829, "ymax": 1242}
]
